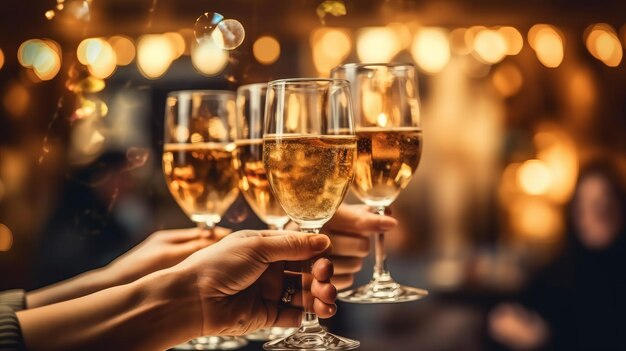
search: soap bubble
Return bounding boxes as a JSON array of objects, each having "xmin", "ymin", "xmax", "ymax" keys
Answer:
[
  {"xmin": 194, "ymin": 12, "xmax": 245, "ymax": 50},
  {"xmin": 194, "ymin": 12, "xmax": 225, "ymax": 42}
]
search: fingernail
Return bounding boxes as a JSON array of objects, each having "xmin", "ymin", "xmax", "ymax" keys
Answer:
[{"xmin": 310, "ymin": 235, "xmax": 329, "ymax": 251}]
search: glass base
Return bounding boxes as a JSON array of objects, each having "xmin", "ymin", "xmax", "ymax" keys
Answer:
[
  {"xmin": 338, "ymin": 274, "xmax": 428, "ymax": 304},
  {"xmin": 173, "ymin": 336, "xmax": 248, "ymax": 350},
  {"xmin": 263, "ymin": 326, "xmax": 359, "ymax": 351},
  {"xmin": 246, "ymin": 327, "xmax": 298, "ymax": 341}
]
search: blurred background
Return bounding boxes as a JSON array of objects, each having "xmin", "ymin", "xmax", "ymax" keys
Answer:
[{"xmin": 0, "ymin": 0, "xmax": 625, "ymax": 350}]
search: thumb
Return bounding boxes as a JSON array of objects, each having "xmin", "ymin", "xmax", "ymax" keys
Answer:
[{"xmin": 251, "ymin": 232, "xmax": 331, "ymax": 263}]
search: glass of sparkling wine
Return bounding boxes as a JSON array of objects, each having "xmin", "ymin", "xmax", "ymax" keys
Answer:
[
  {"xmin": 235, "ymin": 83, "xmax": 295, "ymax": 341},
  {"xmin": 162, "ymin": 90, "xmax": 248, "ymax": 351},
  {"xmin": 331, "ymin": 63, "xmax": 428, "ymax": 304},
  {"xmin": 262, "ymin": 78, "xmax": 360, "ymax": 351}
]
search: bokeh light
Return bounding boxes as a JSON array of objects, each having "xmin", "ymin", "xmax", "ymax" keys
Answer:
[
  {"xmin": 164, "ymin": 32, "xmax": 186, "ymax": 59},
  {"xmin": 108, "ymin": 35, "xmax": 135, "ymax": 66},
  {"xmin": 449, "ymin": 28, "xmax": 472, "ymax": 55},
  {"xmin": 137, "ymin": 34, "xmax": 175, "ymax": 79},
  {"xmin": 2, "ymin": 82, "xmax": 30, "ymax": 117},
  {"xmin": 77, "ymin": 38, "xmax": 117, "ymax": 79},
  {"xmin": 511, "ymin": 198, "xmax": 563, "ymax": 241},
  {"xmin": 311, "ymin": 27, "xmax": 351, "ymax": 75},
  {"xmin": 191, "ymin": 39, "xmax": 229, "ymax": 76},
  {"xmin": 534, "ymin": 125, "xmax": 579, "ymax": 203},
  {"xmin": 18, "ymin": 39, "xmax": 61, "ymax": 80},
  {"xmin": 492, "ymin": 63, "xmax": 523, "ymax": 97},
  {"xmin": 497, "ymin": 26, "xmax": 523, "ymax": 55},
  {"xmin": 473, "ymin": 29, "xmax": 507, "ymax": 64},
  {"xmin": 253, "ymin": 35, "xmax": 280, "ymax": 65},
  {"xmin": 357, "ymin": 27, "xmax": 399, "ymax": 63},
  {"xmin": 517, "ymin": 159, "xmax": 552, "ymax": 195},
  {"xmin": 0, "ymin": 224, "xmax": 13, "ymax": 252},
  {"xmin": 528, "ymin": 24, "xmax": 564, "ymax": 68},
  {"xmin": 411, "ymin": 28, "xmax": 450, "ymax": 74},
  {"xmin": 585, "ymin": 23, "xmax": 623, "ymax": 67}
]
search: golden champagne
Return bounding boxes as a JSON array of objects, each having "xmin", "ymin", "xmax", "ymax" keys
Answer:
[
  {"xmin": 236, "ymin": 139, "xmax": 290, "ymax": 229},
  {"xmin": 352, "ymin": 127, "xmax": 422, "ymax": 207},
  {"xmin": 162, "ymin": 143, "xmax": 239, "ymax": 225},
  {"xmin": 264, "ymin": 135, "xmax": 357, "ymax": 228}
]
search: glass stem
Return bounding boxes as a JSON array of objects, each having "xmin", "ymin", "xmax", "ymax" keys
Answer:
[
  {"xmin": 300, "ymin": 227, "xmax": 323, "ymax": 332},
  {"xmin": 373, "ymin": 206, "xmax": 390, "ymax": 280}
]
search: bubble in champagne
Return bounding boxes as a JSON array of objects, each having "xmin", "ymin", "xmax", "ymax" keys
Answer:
[
  {"xmin": 194, "ymin": 12, "xmax": 225, "ymax": 43},
  {"xmin": 194, "ymin": 12, "xmax": 245, "ymax": 50},
  {"xmin": 45, "ymin": 10, "xmax": 56, "ymax": 20}
]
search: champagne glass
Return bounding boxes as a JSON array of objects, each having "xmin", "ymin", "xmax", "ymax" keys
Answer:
[
  {"xmin": 162, "ymin": 90, "xmax": 248, "ymax": 350},
  {"xmin": 235, "ymin": 83, "xmax": 295, "ymax": 341},
  {"xmin": 262, "ymin": 78, "xmax": 360, "ymax": 351},
  {"xmin": 331, "ymin": 63, "xmax": 428, "ymax": 304}
]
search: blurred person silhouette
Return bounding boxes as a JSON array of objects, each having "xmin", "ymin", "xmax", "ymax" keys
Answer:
[{"xmin": 489, "ymin": 159, "xmax": 626, "ymax": 350}]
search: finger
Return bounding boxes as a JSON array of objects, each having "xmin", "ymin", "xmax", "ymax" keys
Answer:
[
  {"xmin": 243, "ymin": 232, "xmax": 331, "ymax": 263},
  {"xmin": 331, "ymin": 274, "xmax": 355, "ymax": 291},
  {"xmin": 171, "ymin": 236, "xmax": 214, "ymax": 257},
  {"xmin": 312, "ymin": 258, "xmax": 333, "ymax": 281},
  {"xmin": 327, "ymin": 256, "xmax": 363, "ymax": 275},
  {"xmin": 328, "ymin": 233, "xmax": 370, "ymax": 258},
  {"xmin": 272, "ymin": 306, "xmax": 302, "ymax": 328},
  {"xmin": 313, "ymin": 299, "xmax": 336, "ymax": 319},
  {"xmin": 325, "ymin": 204, "xmax": 398, "ymax": 235},
  {"xmin": 159, "ymin": 228, "xmax": 203, "ymax": 243},
  {"xmin": 311, "ymin": 280, "xmax": 337, "ymax": 305}
]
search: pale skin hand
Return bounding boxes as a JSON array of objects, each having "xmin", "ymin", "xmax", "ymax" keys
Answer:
[
  {"xmin": 18, "ymin": 230, "xmax": 336, "ymax": 351},
  {"xmin": 488, "ymin": 303, "xmax": 549, "ymax": 350},
  {"xmin": 288, "ymin": 204, "xmax": 398, "ymax": 290},
  {"xmin": 27, "ymin": 227, "xmax": 231, "ymax": 308}
]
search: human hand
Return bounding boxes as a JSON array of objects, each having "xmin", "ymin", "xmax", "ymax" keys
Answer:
[
  {"xmin": 105, "ymin": 227, "xmax": 231, "ymax": 285},
  {"xmin": 320, "ymin": 204, "xmax": 398, "ymax": 290},
  {"xmin": 176, "ymin": 230, "xmax": 336, "ymax": 336}
]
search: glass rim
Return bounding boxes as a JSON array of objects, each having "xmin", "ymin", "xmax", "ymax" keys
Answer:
[
  {"xmin": 267, "ymin": 77, "xmax": 350, "ymax": 88},
  {"xmin": 331, "ymin": 62, "xmax": 416, "ymax": 72},
  {"xmin": 167, "ymin": 89, "xmax": 236, "ymax": 98}
]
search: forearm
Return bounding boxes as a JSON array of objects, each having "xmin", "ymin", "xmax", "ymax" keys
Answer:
[
  {"xmin": 26, "ymin": 267, "xmax": 117, "ymax": 309},
  {"xmin": 17, "ymin": 267, "xmax": 201, "ymax": 351}
]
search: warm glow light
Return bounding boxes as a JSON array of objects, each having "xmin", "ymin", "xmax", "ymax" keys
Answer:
[
  {"xmin": 497, "ymin": 26, "xmax": 523, "ymax": 55},
  {"xmin": 19, "ymin": 39, "xmax": 61, "ymax": 80},
  {"xmin": 387, "ymin": 22, "xmax": 412, "ymax": 50},
  {"xmin": 511, "ymin": 199, "xmax": 562, "ymax": 241},
  {"xmin": 108, "ymin": 35, "xmax": 135, "ymax": 66},
  {"xmin": 191, "ymin": 39, "xmax": 229, "ymax": 76},
  {"xmin": 492, "ymin": 63, "xmax": 523, "ymax": 97},
  {"xmin": 529, "ymin": 25, "xmax": 564, "ymax": 68},
  {"xmin": 585, "ymin": 24, "xmax": 623, "ymax": 67},
  {"xmin": 357, "ymin": 27, "xmax": 399, "ymax": 63},
  {"xmin": 77, "ymin": 38, "xmax": 117, "ymax": 79},
  {"xmin": 253, "ymin": 35, "xmax": 280, "ymax": 65},
  {"xmin": 0, "ymin": 223, "xmax": 13, "ymax": 252},
  {"xmin": 376, "ymin": 112, "xmax": 389, "ymax": 127},
  {"xmin": 178, "ymin": 29, "xmax": 194, "ymax": 55},
  {"xmin": 2, "ymin": 82, "xmax": 30, "ymax": 117},
  {"xmin": 449, "ymin": 28, "xmax": 471, "ymax": 55},
  {"xmin": 517, "ymin": 159, "xmax": 552, "ymax": 195},
  {"xmin": 164, "ymin": 32, "xmax": 186, "ymax": 59},
  {"xmin": 464, "ymin": 26, "xmax": 487, "ymax": 51},
  {"xmin": 411, "ymin": 28, "xmax": 450, "ymax": 74},
  {"xmin": 137, "ymin": 34, "xmax": 175, "ymax": 79},
  {"xmin": 534, "ymin": 124, "xmax": 579, "ymax": 204},
  {"xmin": 474, "ymin": 29, "xmax": 507, "ymax": 64},
  {"xmin": 311, "ymin": 28, "xmax": 351, "ymax": 75},
  {"xmin": 0, "ymin": 48, "xmax": 4, "ymax": 70}
]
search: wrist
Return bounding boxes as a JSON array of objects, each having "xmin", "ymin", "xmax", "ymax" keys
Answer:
[{"xmin": 135, "ymin": 265, "xmax": 203, "ymax": 344}]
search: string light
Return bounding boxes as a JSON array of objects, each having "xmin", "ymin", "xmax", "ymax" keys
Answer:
[
  {"xmin": 253, "ymin": 35, "xmax": 280, "ymax": 65},
  {"xmin": 137, "ymin": 34, "xmax": 175, "ymax": 79},
  {"xmin": 585, "ymin": 23, "xmax": 622, "ymax": 67},
  {"xmin": 529, "ymin": 24, "xmax": 564, "ymax": 68}
]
